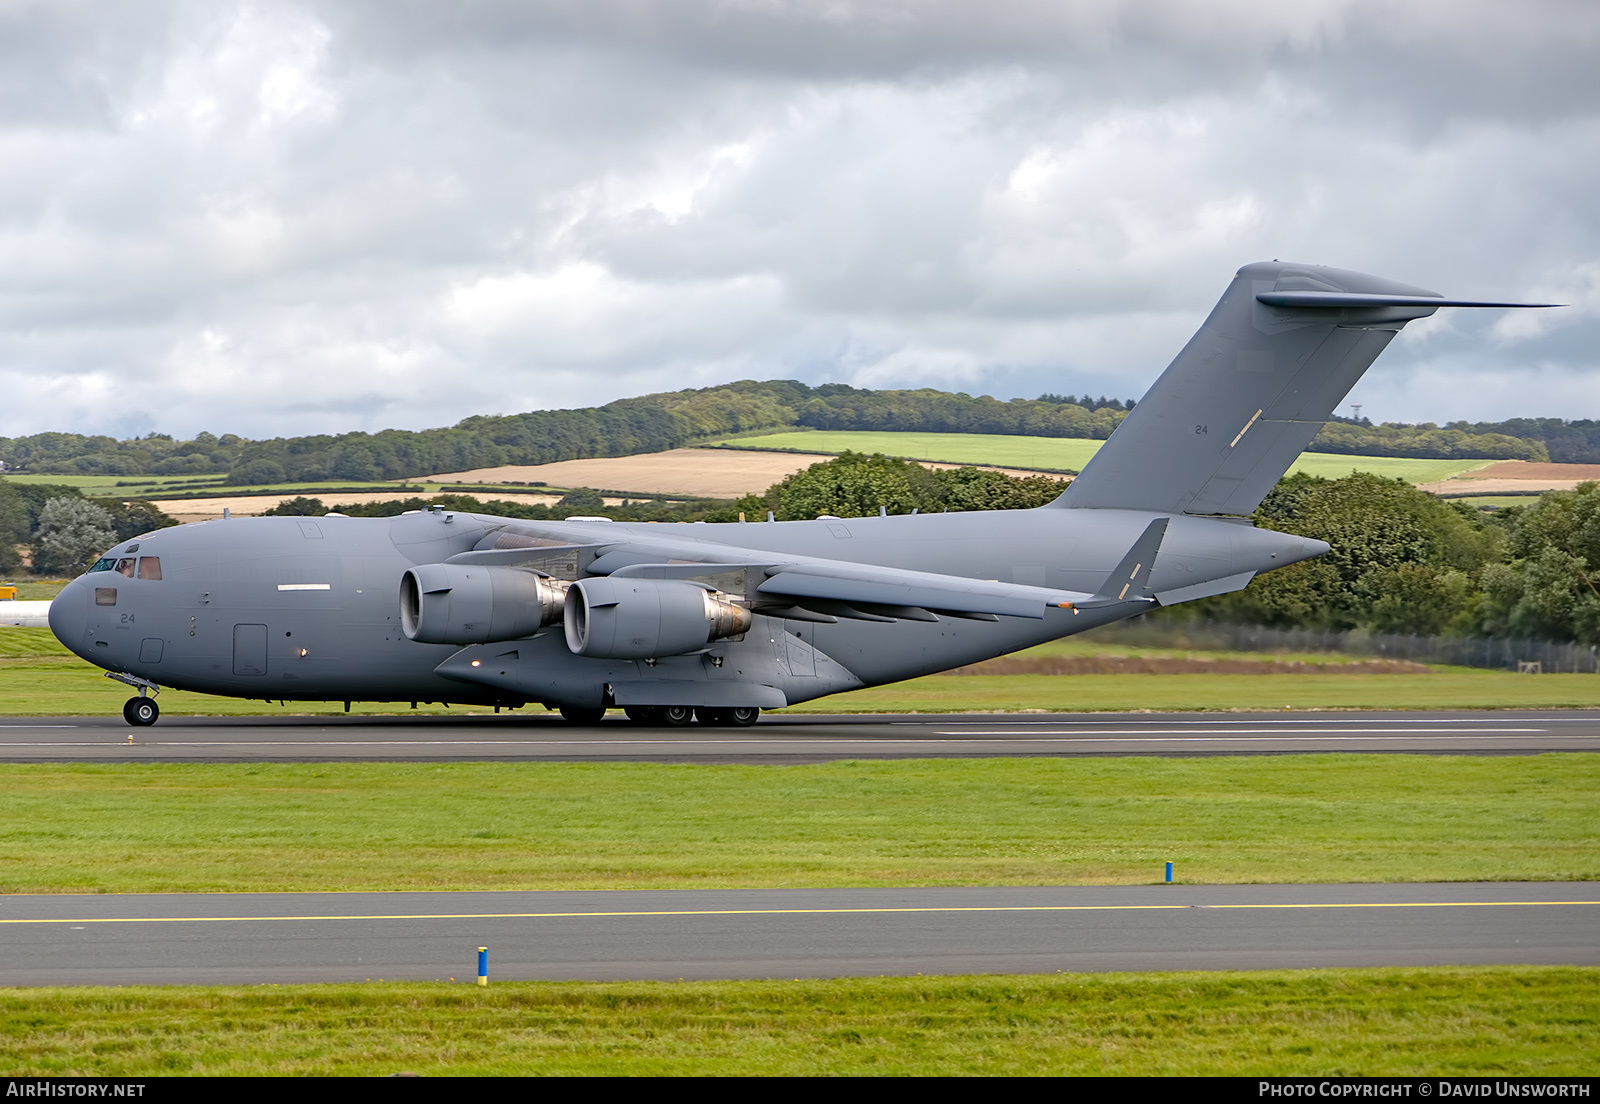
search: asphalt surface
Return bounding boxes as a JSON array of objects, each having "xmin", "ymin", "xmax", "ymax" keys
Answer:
[
  {"xmin": 2, "ymin": 883, "xmax": 1594, "ymax": 986},
  {"xmin": 6, "ymin": 712, "xmax": 1594, "ymax": 987},
  {"xmin": 2, "ymin": 710, "xmax": 1599, "ymax": 762}
]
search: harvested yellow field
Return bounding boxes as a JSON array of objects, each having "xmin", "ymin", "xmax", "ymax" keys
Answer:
[
  {"xmin": 1416, "ymin": 460, "xmax": 1600, "ymax": 497},
  {"xmin": 427, "ymin": 449, "xmax": 835, "ymax": 499},
  {"xmin": 429, "ymin": 448, "xmax": 1060, "ymax": 500}
]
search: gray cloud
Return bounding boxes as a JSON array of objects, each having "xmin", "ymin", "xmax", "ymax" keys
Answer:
[{"xmin": 0, "ymin": 0, "xmax": 1595, "ymax": 440}]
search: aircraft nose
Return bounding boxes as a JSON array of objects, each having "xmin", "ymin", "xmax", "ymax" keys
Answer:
[{"xmin": 47, "ymin": 580, "xmax": 89, "ymax": 654}]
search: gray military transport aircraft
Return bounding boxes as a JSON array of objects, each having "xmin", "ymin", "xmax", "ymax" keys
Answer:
[{"xmin": 49, "ymin": 261, "xmax": 1552, "ymax": 727}]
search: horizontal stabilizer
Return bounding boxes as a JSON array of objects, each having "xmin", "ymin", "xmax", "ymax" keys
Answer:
[{"xmin": 1257, "ymin": 292, "xmax": 1560, "ymax": 309}]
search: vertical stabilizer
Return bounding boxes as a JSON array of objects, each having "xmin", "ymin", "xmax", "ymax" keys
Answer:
[{"xmin": 1051, "ymin": 261, "xmax": 1542, "ymax": 516}]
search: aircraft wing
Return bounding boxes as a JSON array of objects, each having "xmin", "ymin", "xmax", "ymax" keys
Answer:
[
  {"xmin": 456, "ymin": 516, "xmax": 1161, "ymax": 623},
  {"xmin": 748, "ymin": 562, "xmax": 1095, "ymax": 619}
]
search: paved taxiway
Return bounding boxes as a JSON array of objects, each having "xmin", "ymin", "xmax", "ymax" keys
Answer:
[
  {"xmin": 2, "ymin": 884, "xmax": 1594, "ymax": 986},
  {"xmin": 2, "ymin": 710, "xmax": 1599, "ymax": 762}
]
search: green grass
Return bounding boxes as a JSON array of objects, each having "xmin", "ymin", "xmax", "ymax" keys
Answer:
[
  {"xmin": 0, "ymin": 473, "xmax": 233, "ymax": 493},
  {"xmin": 1288, "ymin": 454, "xmax": 1496, "ymax": 482},
  {"xmin": 142, "ymin": 480, "xmax": 442, "ymax": 499},
  {"xmin": 2, "ymin": 967, "xmax": 1593, "ymax": 1075},
  {"xmin": 8, "ymin": 655, "xmax": 1600, "ymax": 717},
  {"xmin": 0, "ymin": 627, "xmax": 74, "ymax": 656},
  {"xmin": 0, "ymin": 580, "xmax": 69, "ymax": 601},
  {"xmin": 1, "ymin": 473, "xmax": 458, "ymax": 499},
  {"xmin": 1004, "ymin": 634, "xmax": 1427, "ymax": 666},
  {"xmin": 791, "ymin": 670, "xmax": 1600, "ymax": 712},
  {"xmin": 719, "ymin": 430, "xmax": 1104, "ymax": 472},
  {"xmin": 1441, "ymin": 495, "xmax": 1545, "ymax": 509},
  {"xmin": 3, "ymin": 626, "xmax": 1598, "ymax": 716},
  {"xmin": 720, "ymin": 431, "xmax": 1499, "ymax": 484},
  {"xmin": 2, "ymin": 756, "xmax": 1595, "ymax": 893}
]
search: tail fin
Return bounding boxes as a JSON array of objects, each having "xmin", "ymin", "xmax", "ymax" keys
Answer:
[{"xmin": 1052, "ymin": 261, "xmax": 1556, "ymax": 516}]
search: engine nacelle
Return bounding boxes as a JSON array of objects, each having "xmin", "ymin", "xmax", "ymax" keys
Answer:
[
  {"xmin": 400, "ymin": 563, "xmax": 567, "ymax": 644},
  {"xmin": 564, "ymin": 577, "xmax": 752, "ymax": 659}
]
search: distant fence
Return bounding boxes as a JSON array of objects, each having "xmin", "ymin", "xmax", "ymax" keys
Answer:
[{"xmin": 1082, "ymin": 618, "xmax": 1600, "ymax": 674}]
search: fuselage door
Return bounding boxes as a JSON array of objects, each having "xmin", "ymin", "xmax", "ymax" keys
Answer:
[{"xmin": 233, "ymin": 623, "xmax": 268, "ymax": 676}]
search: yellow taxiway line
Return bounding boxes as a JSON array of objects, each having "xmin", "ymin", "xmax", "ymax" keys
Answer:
[{"xmin": 4, "ymin": 900, "xmax": 1597, "ymax": 925}]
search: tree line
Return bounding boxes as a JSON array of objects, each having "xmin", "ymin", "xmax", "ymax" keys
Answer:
[
  {"xmin": 6, "ymin": 457, "xmax": 1599, "ymax": 646},
  {"xmin": 3, "ymin": 380, "xmax": 1591, "ymax": 482}
]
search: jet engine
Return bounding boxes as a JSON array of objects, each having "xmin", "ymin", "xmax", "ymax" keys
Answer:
[
  {"xmin": 400, "ymin": 563, "xmax": 567, "ymax": 644},
  {"xmin": 563, "ymin": 577, "xmax": 752, "ymax": 659}
]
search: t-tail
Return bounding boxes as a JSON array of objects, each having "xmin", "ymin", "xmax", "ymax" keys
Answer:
[{"xmin": 1051, "ymin": 261, "xmax": 1557, "ymax": 516}]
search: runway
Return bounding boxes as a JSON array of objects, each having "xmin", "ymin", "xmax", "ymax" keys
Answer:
[
  {"xmin": 2, "ymin": 883, "xmax": 1593, "ymax": 986},
  {"xmin": 2, "ymin": 710, "xmax": 1599, "ymax": 762}
]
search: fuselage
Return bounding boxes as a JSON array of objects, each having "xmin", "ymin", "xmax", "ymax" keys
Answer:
[{"xmin": 48, "ymin": 506, "xmax": 1324, "ymax": 710}]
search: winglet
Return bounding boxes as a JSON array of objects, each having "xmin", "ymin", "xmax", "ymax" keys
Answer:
[{"xmin": 1089, "ymin": 518, "xmax": 1169, "ymax": 604}]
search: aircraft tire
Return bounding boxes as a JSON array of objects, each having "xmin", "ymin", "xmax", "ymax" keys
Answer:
[
  {"xmin": 728, "ymin": 706, "xmax": 760, "ymax": 727},
  {"xmin": 660, "ymin": 704, "xmax": 695, "ymax": 727},
  {"xmin": 558, "ymin": 705, "xmax": 606, "ymax": 726},
  {"xmin": 123, "ymin": 697, "xmax": 160, "ymax": 727},
  {"xmin": 623, "ymin": 705, "xmax": 661, "ymax": 725}
]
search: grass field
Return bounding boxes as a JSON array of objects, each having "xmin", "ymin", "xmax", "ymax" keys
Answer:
[
  {"xmin": 0, "ymin": 580, "xmax": 69, "ymax": 600},
  {"xmin": 719, "ymin": 430, "xmax": 1105, "ymax": 472},
  {"xmin": 0, "ymin": 472, "xmax": 232, "ymax": 493},
  {"xmin": 721, "ymin": 431, "xmax": 1499, "ymax": 484},
  {"xmin": 3, "ymin": 755, "xmax": 1594, "ymax": 893},
  {"xmin": 4, "ymin": 967, "xmax": 1593, "ymax": 1076},
  {"xmin": 4, "ymin": 626, "xmax": 1599, "ymax": 716},
  {"xmin": 1438, "ymin": 494, "xmax": 1545, "ymax": 509},
  {"xmin": 788, "ymin": 670, "xmax": 1600, "ymax": 712},
  {"xmin": 1, "ymin": 472, "xmax": 467, "ymax": 499}
]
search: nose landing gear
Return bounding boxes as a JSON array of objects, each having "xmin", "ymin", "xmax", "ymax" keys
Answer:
[
  {"xmin": 107, "ymin": 672, "xmax": 162, "ymax": 726},
  {"xmin": 123, "ymin": 697, "xmax": 160, "ymax": 726}
]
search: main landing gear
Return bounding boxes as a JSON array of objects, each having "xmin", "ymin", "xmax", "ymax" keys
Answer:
[{"xmin": 621, "ymin": 705, "xmax": 759, "ymax": 728}]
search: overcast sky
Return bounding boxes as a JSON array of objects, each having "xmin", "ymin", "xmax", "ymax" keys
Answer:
[{"xmin": 1, "ymin": 0, "xmax": 1596, "ymax": 442}]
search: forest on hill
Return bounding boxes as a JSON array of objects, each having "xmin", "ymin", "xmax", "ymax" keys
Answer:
[{"xmin": 0, "ymin": 379, "xmax": 1591, "ymax": 482}]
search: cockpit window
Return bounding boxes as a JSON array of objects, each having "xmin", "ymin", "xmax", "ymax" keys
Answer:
[
  {"xmin": 95, "ymin": 588, "xmax": 117, "ymax": 607},
  {"xmin": 115, "ymin": 558, "xmax": 136, "ymax": 578},
  {"xmin": 137, "ymin": 557, "xmax": 162, "ymax": 581},
  {"xmin": 87, "ymin": 558, "xmax": 116, "ymax": 573}
]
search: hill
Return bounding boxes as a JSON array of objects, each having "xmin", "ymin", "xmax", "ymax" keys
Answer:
[{"xmin": 1, "ymin": 380, "xmax": 1591, "ymax": 484}]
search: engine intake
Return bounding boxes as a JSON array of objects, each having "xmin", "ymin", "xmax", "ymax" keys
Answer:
[
  {"xmin": 564, "ymin": 577, "xmax": 752, "ymax": 659},
  {"xmin": 400, "ymin": 563, "xmax": 567, "ymax": 644}
]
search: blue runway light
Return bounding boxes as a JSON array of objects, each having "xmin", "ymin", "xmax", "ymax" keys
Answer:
[
  {"xmin": 477, "ymin": 946, "xmax": 488, "ymax": 986},
  {"xmin": 1165, "ymin": 862, "xmax": 1173, "ymax": 884}
]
